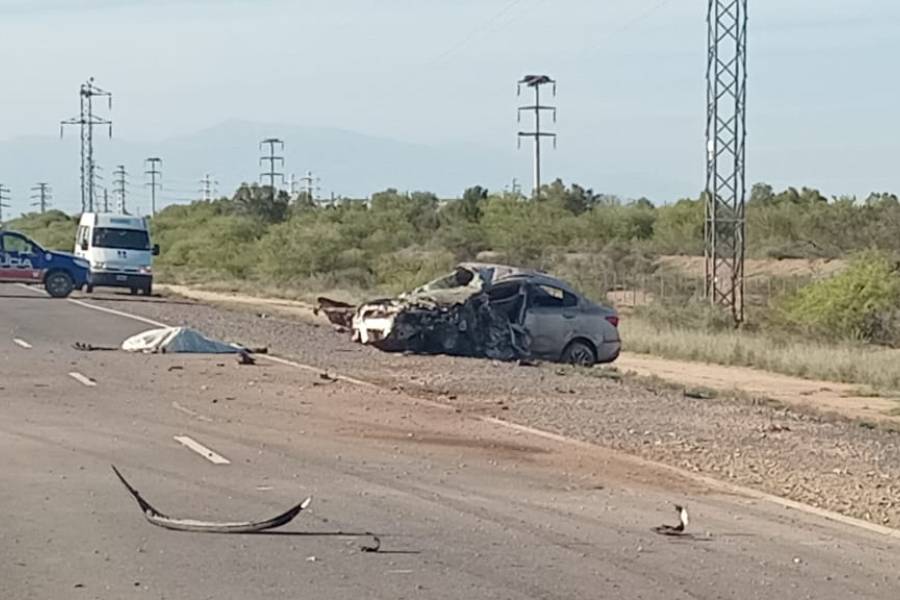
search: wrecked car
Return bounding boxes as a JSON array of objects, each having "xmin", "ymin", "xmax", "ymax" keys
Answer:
[{"xmin": 319, "ymin": 263, "xmax": 621, "ymax": 366}]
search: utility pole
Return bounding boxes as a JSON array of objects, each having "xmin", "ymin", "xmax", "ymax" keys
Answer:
[
  {"xmin": 704, "ymin": 0, "xmax": 748, "ymax": 324},
  {"xmin": 300, "ymin": 170, "xmax": 319, "ymax": 204},
  {"xmin": 0, "ymin": 185, "xmax": 10, "ymax": 223},
  {"xmin": 199, "ymin": 173, "xmax": 218, "ymax": 201},
  {"xmin": 103, "ymin": 188, "xmax": 110, "ymax": 212},
  {"xmin": 60, "ymin": 77, "xmax": 112, "ymax": 213},
  {"xmin": 113, "ymin": 164, "xmax": 128, "ymax": 215},
  {"xmin": 517, "ymin": 75, "xmax": 557, "ymax": 199},
  {"xmin": 145, "ymin": 157, "xmax": 162, "ymax": 215},
  {"xmin": 259, "ymin": 138, "xmax": 285, "ymax": 201},
  {"xmin": 30, "ymin": 183, "xmax": 52, "ymax": 213}
]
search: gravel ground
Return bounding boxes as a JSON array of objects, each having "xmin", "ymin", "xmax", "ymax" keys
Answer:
[{"xmin": 89, "ymin": 293, "xmax": 900, "ymax": 528}]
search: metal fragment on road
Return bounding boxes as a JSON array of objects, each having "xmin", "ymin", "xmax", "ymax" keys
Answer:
[
  {"xmin": 13, "ymin": 338, "xmax": 32, "ymax": 349},
  {"xmin": 111, "ymin": 465, "xmax": 312, "ymax": 533},
  {"xmin": 360, "ymin": 533, "xmax": 381, "ymax": 553},
  {"xmin": 653, "ymin": 504, "xmax": 689, "ymax": 536}
]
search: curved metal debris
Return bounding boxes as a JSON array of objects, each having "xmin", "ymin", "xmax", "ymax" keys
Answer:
[{"xmin": 112, "ymin": 465, "xmax": 312, "ymax": 533}]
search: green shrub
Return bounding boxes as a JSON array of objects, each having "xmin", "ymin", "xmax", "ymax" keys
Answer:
[{"xmin": 777, "ymin": 251, "xmax": 900, "ymax": 345}]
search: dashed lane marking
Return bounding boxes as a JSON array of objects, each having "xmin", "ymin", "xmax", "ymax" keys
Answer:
[
  {"xmin": 68, "ymin": 371, "xmax": 97, "ymax": 387},
  {"xmin": 13, "ymin": 338, "xmax": 33, "ymax": 349},
  {"xmin": 172, "ymin": 401, "xmax": 214, "ymax": 423},
  {"xmin": 174, "ymin": 435, "xmax": 231, "ymax": 465}
]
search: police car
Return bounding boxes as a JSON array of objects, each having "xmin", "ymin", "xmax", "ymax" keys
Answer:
[{"xmin": 0, "ymin": 230, "xmax": 91, "ymax": 298}]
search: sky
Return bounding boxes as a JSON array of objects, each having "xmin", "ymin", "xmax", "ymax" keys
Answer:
[{"xmin": 0, "ymin": 0, "xmax": 898, "ymax": 214}]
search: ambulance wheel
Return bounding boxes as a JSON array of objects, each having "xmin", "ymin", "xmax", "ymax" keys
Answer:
[{"xmin": 45, "ymin": 271, "xmax": 75, "ymax": 298}]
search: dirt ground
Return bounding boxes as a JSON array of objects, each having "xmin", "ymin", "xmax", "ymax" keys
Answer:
[
  {"xmin": 656, "ymin": 255, "xmax": 847, "ymax": 280},
  {"xmin": 85, "ymin": 286, "xmax": 900, "ymax": 530}
]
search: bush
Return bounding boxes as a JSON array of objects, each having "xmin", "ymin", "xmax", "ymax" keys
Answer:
[{"xmin": 776, "ymin": 251, "xmax": 900, "ymax": 345}]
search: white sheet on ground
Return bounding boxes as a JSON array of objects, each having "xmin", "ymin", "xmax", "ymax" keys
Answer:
[{"xmin": 121, "ymin": 327, "xmax": 242, "ymax": 354}]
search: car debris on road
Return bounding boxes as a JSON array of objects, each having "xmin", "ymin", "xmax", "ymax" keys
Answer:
[
  {"xmin": 317, "ymin": 262, "xmax": 621, "ymax": 366},
  {"xmin": 112, "ymin": 465, "xmax": 311, "ymax": 533},
  {"xmin": 653, "ymin": 505, "xmax": 689, "ymax": 536}
]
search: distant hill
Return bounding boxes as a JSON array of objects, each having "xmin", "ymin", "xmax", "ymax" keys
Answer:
[{"xmin": 0, "ymin": 120, "xmax": 522, "ymax": 217}]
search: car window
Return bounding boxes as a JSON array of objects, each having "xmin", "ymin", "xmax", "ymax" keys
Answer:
[
  {"xmin": 2, "ymin": 234, "xmax": 35, "ymax": 254},
  {"xmin": 530, "ymin": 284, "xmax": 577, "ymax": 308},
  {"xmin": 92, "ymin": 227, "xmax": 150, "ymax": 250},
  {"xmin": 488, "ymin": 281, "xmax": 521, "ymax": 301}
]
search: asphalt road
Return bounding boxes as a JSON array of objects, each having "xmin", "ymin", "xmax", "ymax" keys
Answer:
[{"xmin": 1, "ymin": 282, "xmax": 898, "ymax": 600}]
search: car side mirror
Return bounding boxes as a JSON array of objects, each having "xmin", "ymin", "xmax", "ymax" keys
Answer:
[
  {"xmin": 80, "ymin": 240, "xmax": 88, "ymax": 251},
  {"xmin": 152, "ymin": 244, "xmax": 160, "ymax": 256}
]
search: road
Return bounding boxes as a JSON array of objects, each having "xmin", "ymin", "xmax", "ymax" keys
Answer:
[{"xmin": 1, "ymin": 283, "xmax": 898, "ymax": 599}]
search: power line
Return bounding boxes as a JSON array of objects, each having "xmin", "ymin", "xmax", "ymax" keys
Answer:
[
  {"xmin": 704, "ymin": 0, "xmax": 748, "ymax": 325},
  {"xmin": 60, "ymin": 77, "xmax": 112, "ymax": 213},
  {"xmin": 145, "ymin": 157, "xmax": 162, "ymax": 215},
  {"xmin": 30, "ymin": 183, "xmax": 52, "ymax": 213},
  {"xmin": 517, "ymin": 74, "xmax": 557, "ymax": 199},
  {"xmin": 259, "ymin": 138, "xmax": 285, "ymax": 201},
  {"xmin": 113, "ymin": 164, "xmax": 129, "ymax": 215},
  {"xmin": 0, "ymin": 185, "xmax": 10, "ymax": 223}
]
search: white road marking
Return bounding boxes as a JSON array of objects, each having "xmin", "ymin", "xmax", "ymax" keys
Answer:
[
  {"xmin": 171, "ymin": 401, "xmax": 213, "ymax": 423},
  {"xmin": 67, "ymin": 298, "xmax": 168, "ymax": 327},
  {"xmin": 13, "ymin": 338, "xmax": 33, "ymax": 349},
  {"xmin": 68, "ymin": 371, "xmax": 97, "ymax": 387},
  {"xmin": 16, "ymin": 283, "xmax": 48, "ymax": 296},
  {"xmin": 174, "ymin": 435, "xmax": 230, "ymax": 465}
]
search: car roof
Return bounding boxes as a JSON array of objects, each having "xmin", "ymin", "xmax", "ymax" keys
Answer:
[{"xmin": 492, "ymin": 272, "xmax": 578, "ymax": 294}]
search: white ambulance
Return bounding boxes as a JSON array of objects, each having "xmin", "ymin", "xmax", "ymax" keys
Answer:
[{"xmin": 74, "ymin": 213, "xmax": 159, "ymax": 295}]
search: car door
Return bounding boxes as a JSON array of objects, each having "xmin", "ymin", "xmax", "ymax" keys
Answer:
[
  {"xmin": 522, "ymin": 283, "xmax": 579, "ymax": 357},
  {"xmin": 0, "ymin": 233, "xmax": 44, "ymax": 283}
]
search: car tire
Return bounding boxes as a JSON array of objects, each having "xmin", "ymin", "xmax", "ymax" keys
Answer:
[
  {"xmin": 45, "ymin": 271, "xmax": 75, "ymax": 298},
  {"xmin": 561, "ymin": 340, "xmax": 597, "ymax": 367},
  {"xmin": 130, "ymin": 287, "xmax": 138, "ymax": 295},
  {"xmin": 143, "ymin": 282, "xmax": 153, "ymax": 296},
  {"xmin": 85, "ymin": 284, "xmax": 94, "ymax": 293}
]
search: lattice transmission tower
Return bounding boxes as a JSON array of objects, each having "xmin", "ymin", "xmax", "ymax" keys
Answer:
[
  {"xmin": 705, "ymin": 0, "xmax": 748, "ymax": 324},
  {"xmin": 60, "ymin": 78, "xmax": 112, "ymax": 213}
]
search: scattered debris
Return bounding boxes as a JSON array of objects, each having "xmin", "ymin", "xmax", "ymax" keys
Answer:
[
  {"xmin": 516, "ymin": 358, "xmax": 541, "ymax": 367},
  {"xmin": 111, "ymin": 465, "xmax": 311, "ymax": 533},
  {"xmin": 360, "ymin": 533, "xmax": 382, "ymax": 553},
  {"xmin": 167, "ymin": 365, "xmax": 184, "ymax": 372},
  {"xmin": 315, "ymin": 297, "xmax": 356, "ymax": 329},
  {"xmin": 653, "ymin": 505, "xmax": 689, "ymax": 536},
  {"xmin": 73, "ymin": 342, "xmax": 117, "ymax": 352},
  {"xmin": 761, "ymin": 423, "xmax": 792, "ymax": 433},
  {"xmin": 684, "ymin": 388, "xmax": 717, "ymax": 400},
  {"xmin": 319, "ymin": 372, "xmax": 338, "ymax": 382},
  {"xmin": 236, "ymin": 351, "xmax": 256, "ymax": 366}
]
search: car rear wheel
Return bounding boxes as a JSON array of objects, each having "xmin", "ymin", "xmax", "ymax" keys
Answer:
[
  {"xmin": 142, "ymin": 282, "xmax": 153, "ymax": 296},
  {"xmin": 561, "ymin": 340, "xmax": 597, "ymax": 367},
  {"xmin": 45, "ymin": 271, "xmax": 75, "ymax": 298}
]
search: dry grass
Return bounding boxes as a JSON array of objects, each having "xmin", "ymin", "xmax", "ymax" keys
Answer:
[{"xmin": 621, "ymin": 316, "xmax": 900, "ymax": 392}]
